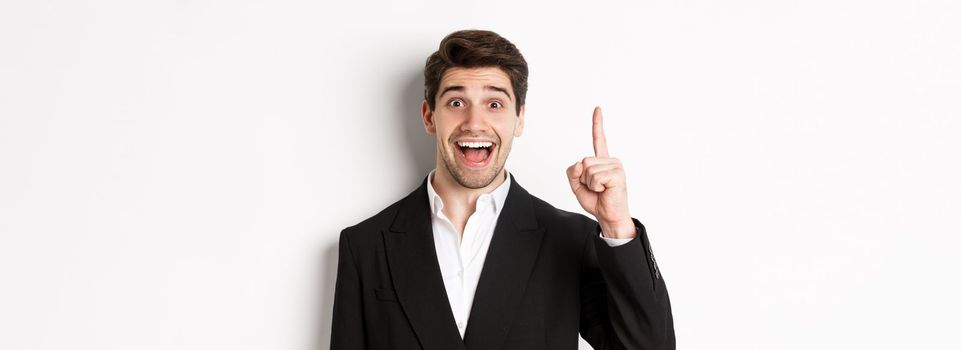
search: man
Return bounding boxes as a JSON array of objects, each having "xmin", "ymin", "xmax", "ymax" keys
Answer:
[{"xmin": 331, "ymin": 30, "xmax": 675, "ymax": 350}]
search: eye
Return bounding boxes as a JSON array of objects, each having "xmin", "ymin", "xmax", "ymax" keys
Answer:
[
  {"xmin": 448, "ymin": 99, "xmax": 465, "ymax": 108},
  {"xmin": 489, "ymin": 101, "xmax": 503, "ymax": 109}
]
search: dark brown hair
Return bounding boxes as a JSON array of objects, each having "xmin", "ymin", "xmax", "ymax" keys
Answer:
[{"xmin": 424, "ymin": 30, "xmax": 528, "ymax": 115}]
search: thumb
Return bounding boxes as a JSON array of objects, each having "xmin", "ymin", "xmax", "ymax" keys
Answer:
[{"xmin": 566, "ymin": 161, "xmax": 584, "ymax": 191}]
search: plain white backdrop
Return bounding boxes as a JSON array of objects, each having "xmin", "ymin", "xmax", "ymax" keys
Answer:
[{"xmin": 1, "ymin": 1, "xmax": 959, "ymax": 349}]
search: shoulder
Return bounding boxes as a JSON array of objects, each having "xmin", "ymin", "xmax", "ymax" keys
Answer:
[
  {"xmin": 341, "ymin": 178, "xmax": 428, "ymax": 240},
  {"xmin": 344, "ymin": 199, "xmax": 402, "ymax": 231},
  {"xmin": 528, "ymin": 192, "xmax": 598, "ymax": 240},
  {"xmin": 339, "ymin": 196, "xmax": 405, "ymax": 247}
]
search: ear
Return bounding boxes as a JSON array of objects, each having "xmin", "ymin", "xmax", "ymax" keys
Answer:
[
  {"xmin": 513, "ymin": 104, "xmax": 525, "ymax": 137},
  {"xmin": 421, "ymin": 100, "xmax": 436, "ymax": 134}
]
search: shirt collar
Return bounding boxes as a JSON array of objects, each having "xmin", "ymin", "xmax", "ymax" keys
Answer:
[{"xmin": 426, "ymin": 169, "xmax": 512, "ymax": 217}]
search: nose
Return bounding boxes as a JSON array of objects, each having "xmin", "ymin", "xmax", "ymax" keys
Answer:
[{"xmin": 459, "ymin": 104, "xmax": 489, "ymax": 133}]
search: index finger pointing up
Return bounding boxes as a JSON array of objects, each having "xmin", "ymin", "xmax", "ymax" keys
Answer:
[{"xmin": 592, "ymin": 106, "xmax": 609, "ymax": 157}]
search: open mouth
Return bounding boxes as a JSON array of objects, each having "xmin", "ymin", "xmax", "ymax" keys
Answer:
[{"xmin": 454, "ymin": 140, "xmax": 496, "ymax": 168}]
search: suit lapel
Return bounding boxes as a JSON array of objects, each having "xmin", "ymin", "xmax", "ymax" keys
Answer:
[
  {"xmin": 463, "ymin": 177, "xmax": 545, "ymax": 350},
  {"xmin": 384, "ymin": 178, "xmax": 466, "ymax": 350},
  {"xmin": 384, "ymin": 176, "xmax": 546, "ymax": 350}
]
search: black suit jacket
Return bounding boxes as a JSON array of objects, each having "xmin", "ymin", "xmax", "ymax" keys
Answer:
[{"xmin": 331, "ymin": 176, "xmax": 674, "ymax": 349}]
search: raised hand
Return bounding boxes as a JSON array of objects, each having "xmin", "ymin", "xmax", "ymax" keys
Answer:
[{"xmin": 566, "ymin": 107, "xmax": 636, "ymax": 239}]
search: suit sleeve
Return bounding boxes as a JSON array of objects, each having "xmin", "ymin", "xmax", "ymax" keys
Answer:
[
  {"xmin": 579, "ymin": 218, "xmax": 675, "ymax": 350},
  {"xmin": 330, "ymin": 229, "xmax": 367, "ymax": 350}
]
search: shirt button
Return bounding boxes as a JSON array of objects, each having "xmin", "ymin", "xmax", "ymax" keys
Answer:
[
  {"xmin": 457, "ymin": 270, "xmax": 463, "ymax": 278},
  {"xmin": 457, "ymin": 321, "xmax": 465, "ymax": 328}
]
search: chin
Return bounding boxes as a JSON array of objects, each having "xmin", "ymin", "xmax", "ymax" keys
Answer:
[
  {"xmin": 456, "ymin": 171, "xmax": 501, "ymax": 189},
  {"xmin": 443, "ymin": 157, "xmax": 504, "ymax": 190}
]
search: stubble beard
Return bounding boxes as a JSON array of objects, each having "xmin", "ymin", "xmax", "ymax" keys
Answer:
[{"xmin": 440, "ymin": 138, "xmax": 510, "ymax": 190}]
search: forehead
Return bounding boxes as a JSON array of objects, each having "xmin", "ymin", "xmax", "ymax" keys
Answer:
[{"xmin": 440, "ymin": 67, "xmax": 513, "ymax": 95}]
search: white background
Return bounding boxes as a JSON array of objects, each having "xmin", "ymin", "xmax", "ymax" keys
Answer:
[{"xmin": 1, "ymin": 1, "xmax": 959, "ymax": 349}]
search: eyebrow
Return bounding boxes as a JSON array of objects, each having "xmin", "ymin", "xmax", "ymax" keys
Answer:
[{"xmin": 438, "ymin": 85, "xmax": 513, "ymax": 101}]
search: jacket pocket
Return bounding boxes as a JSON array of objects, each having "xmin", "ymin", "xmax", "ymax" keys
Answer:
[{"xmin": 374, "ymin": 287, "xmax": 399, "ymax": 302}]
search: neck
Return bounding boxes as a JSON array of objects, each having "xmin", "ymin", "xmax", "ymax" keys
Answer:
[
  {"xmin": 431, "ymin": 167, "xmax": 507, "ymax": 212},
  {"xmin": 431, "ymin": 167, "xmax": 507, "ymax": 236}
]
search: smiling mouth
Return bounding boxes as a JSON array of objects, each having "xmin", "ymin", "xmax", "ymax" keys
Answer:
[{"xmin": 454, "ymin": 141, "xmax": 496, "ymax": 168}]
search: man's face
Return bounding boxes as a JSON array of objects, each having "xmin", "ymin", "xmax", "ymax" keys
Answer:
[{"xmin": 422, "ymin": 67, "xmax": 525, "ymax": 189}]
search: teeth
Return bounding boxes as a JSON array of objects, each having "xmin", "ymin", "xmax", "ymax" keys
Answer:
[{"xmin": 457, "ymin": 141, "xmax": 493, "ymax": 148}]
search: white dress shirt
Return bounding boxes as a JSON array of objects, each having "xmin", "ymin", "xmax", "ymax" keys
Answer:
[{"xmin": 426, "ymin": 170, "xmax": 633, "ymax": 338}]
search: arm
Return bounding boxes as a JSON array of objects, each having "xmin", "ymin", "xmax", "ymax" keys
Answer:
[
  {"xmin": 330, "ymin": 229, "xmax": 367, "ymax": 350},
  {"xmin": 567, "ymin": 107, "xmax": 674, "ymax": 348},
  {"xmin": 579, "ymin": 219, "xmax": 674, "ymax": 350}
]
